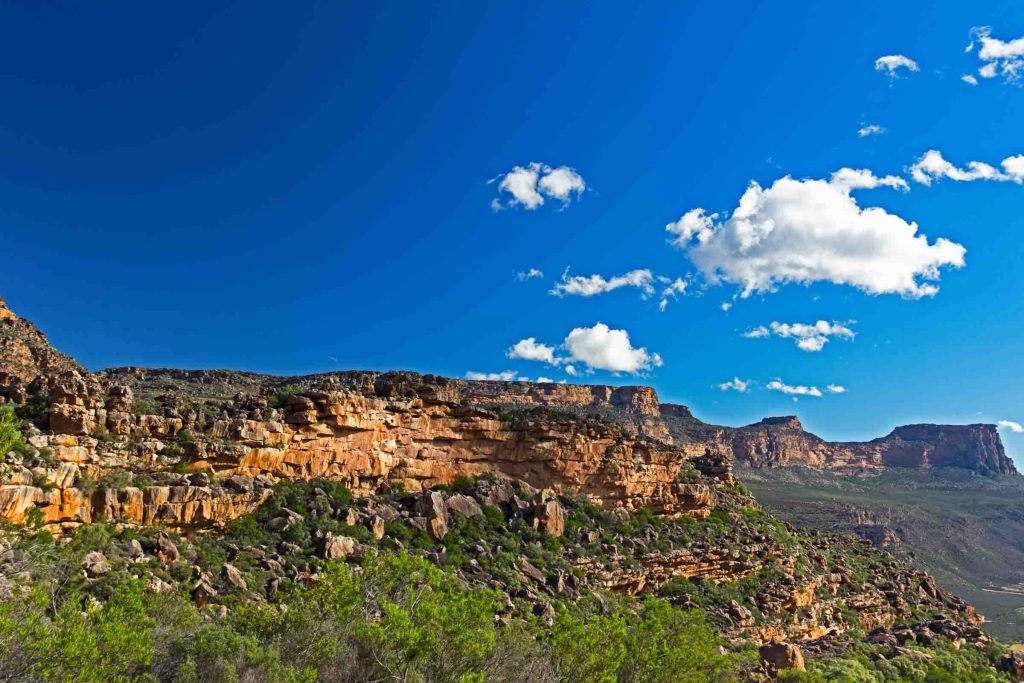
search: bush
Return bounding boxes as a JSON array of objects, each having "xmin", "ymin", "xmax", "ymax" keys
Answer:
[{"xmin": 0, "ymin": 404, "xmax": 26, "ymax": 455}]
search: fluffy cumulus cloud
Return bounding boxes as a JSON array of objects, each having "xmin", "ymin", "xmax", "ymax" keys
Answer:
[
  {"xmin": 766, "ymin": 380, "xmax": 823, "ymax": 398},
  {"xmin": 998, "ymin": 420, "xmax": 1024, "ymax": 433},
  {"xmin": 743, "ymin": 320, "xmax": 856, "ymax": 352},
  {"xmin": 858, "ymin": 124, "xmax": 886, "ymax": 138},
  {"xmin": 491, "ymin": 163, "xmax": 586, "ymax": 210},
  {"xmin": 549, "ymin": 269, "xmax": 655, "ymax": 298},
  {"xmin": 506, "ymin": 337, "xmax": 557, "ymax": 363},
  {"xmin": 826, "ymin": 384, "xmax": 847, "ymax": 394},
  {"xmin": 967, "ymin": 27, "xmax": 1024, "ymax": 83},
  {"xmin": 668, "ymin": 169, "xmax": 965, "ymax": 299},
  {"xmin": 515, "ymin": 268, "xmax": 544, "ymax": 281},
  {"xmin": 910, "ymin": 150, "xmax": 1024, "ymax": 185},
  {"xmin": 507, "ymin": 323, "xmax": 662, "ymax": 376},
  {"xmin": 717, "ymin": 377, "xmax": 751, "ymax": 393},
  {"xmin": 465, "ymin": 370, "xmax": 521, "ymax": 381},
  {"xmin": 564, "ymin": 323, "xmax": 663, "ymax": 374},
  {"xmin": 875, "ymin": 54, "xmax": 920, "ymax": 79},
  {"xmin": 962, "ymin": 74, "xmax": 979, "ymax": 86}
]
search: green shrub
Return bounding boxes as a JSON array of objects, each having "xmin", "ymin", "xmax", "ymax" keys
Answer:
[{"xmin": 0, "ymin": 405, "xmax": 26, "ymax": 455}]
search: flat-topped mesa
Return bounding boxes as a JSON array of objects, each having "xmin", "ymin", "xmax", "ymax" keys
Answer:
[
  {"xmin": 728, "ymin": 417, "xmax": 1017, "ymax": 475},
  {"xmin": 864, "ymin": 423, "xmax": 1015, "ymax": 474}
]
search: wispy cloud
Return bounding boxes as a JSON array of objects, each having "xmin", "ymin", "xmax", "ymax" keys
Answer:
[
  {"xmin": 743, "ymin": 320, "xmax": 856, "ymax": 352},
  {"xmin": 875, "ymin": 54, "xmax": 919, "ymax": 79},
  {"xmin": 998, "ymin": 420, "xmax": 1023, "ymax": 433},
  {"xmin": 967, "ymin": 27, "xmax": 1024, "ymax": 84},
  {"xmin": 910, "ymin": 150, "xmax": 1024, "ymax": 185},
  {"xmin": 717, "ymin": 377, "xmax": 751, "ymax": 393},
  {"xmin": 515, "ymin": 268, "xmax": 544, "ymax": 281},
  {"xmin": 858, "ymin": 124, "xmax": 886, "ymax": 138},
  {"xmin": 766, "ymin": 379, "xmax": 823, "ymax": 398}
]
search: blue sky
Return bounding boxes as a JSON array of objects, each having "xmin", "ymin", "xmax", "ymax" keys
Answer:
[{"xmin": 2, "ymin": 2, "xmax": 1024, "ymax": 456}]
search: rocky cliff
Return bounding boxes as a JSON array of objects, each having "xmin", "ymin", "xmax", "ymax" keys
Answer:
[
  {"xmin": 0, "ymin": 296, "xmax": 1011, "ymax": 673},
  {"xmin": 716, "ymin": 416, "xmax": 1016, "ymax": 475},
  {"xmin": 0, "ymin": 295, "xmax": 1014, "ymax": 539}
]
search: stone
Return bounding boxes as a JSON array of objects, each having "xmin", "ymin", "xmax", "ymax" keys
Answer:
[
  {"xmin": 222, "ymin": 563, "xmax": 247, "ymax": 592},
  {"xmin": 533, "ymin": 498, "xmax": 564, "ymax": 537},
  {"xmin": 192, "ymin": 581, "xmax": 217, "ymax": 608},
  {"xmin": 520, "ymin": 558, "xmax": 545, "ymax": 584},
  {"xmin": 321, "ymin": 534, "xmax": 356, "ymax": 560},
  {"xmin": 445, "ymin": 494, "xmax": 483, "ymax": 519},
  {"xmin": 82, "ymin": 551, "xmax": 110, "ymax": 577},
  {"xmin": 157, "ymin": 534, "xmax": 180, "ymax": 564},
  {"xmin": 758, "ymin": 642, "xmax": 805, "ymax": 673}
]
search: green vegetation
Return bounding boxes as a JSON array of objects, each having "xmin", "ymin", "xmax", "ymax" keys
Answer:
[
  {"xmin": 0, "ymin": 404, "xmax": 27, "ymax": 455},
  {"xmin": 0, "ymin": 477, "xmax": 1016, "ymax": 682},
  {"xmin": 0, "ymin": 538, "xmax": 745, "ymax": 682},
  {"xmin": 267, "ymin": 385, "xmax": 304, "ymax": 409}
]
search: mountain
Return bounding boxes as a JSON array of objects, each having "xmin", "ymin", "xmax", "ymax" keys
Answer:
[{"xmin": 2, "ymin": 296, "xmax": 1023, "ymax": 680}]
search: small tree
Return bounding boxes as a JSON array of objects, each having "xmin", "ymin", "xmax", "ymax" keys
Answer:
[{"xmin": 0, "ymin": 405, "xmax": 26, "ymax": 455}]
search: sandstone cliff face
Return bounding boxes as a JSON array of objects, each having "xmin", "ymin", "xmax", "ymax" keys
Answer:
[{"xmin": 0, "ymin": 370, "xmax": 735, "ymax": 531}]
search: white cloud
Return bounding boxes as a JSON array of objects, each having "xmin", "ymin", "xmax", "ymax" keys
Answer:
[
  {"xmin": 858, "ymin": 124, "xmax": 886, "ymax": 138},
  {"xmin": 910, "ymin": 150, "xmax": 1024, "ymax": 185},
  {"xmin": 550, "ymin": 269, "xmax": 655, "ymax": 298},
  {"xmin": 658, "ymin": 277, "xmax": 688, "ymax": 311},
  {"xmin": 826, "ymin": 384, "xmax": 847, "ymax": 394},
  {"xmin": 507, "ymin": 337, "xmax": 557, "ymax": 363},
  {"xmin": 998, "ymin": 420, "xmax": 1024, "ymax": 433},
  {"xmin": 961, "ymin": 74, "xmax": 979, "ymax": 86},
  {"xmin": 666, "ymin": 208, "xmax": 718, "ymax": 245},
  {"xmin": 510, "ymin": 323, "xmax": 662, "ymax": 375},
  {"xmin": 564, "ymin": 323, "xmax": 662, "ymax": 374},
  {"xmin": 717, "ymin": 377, "xmax": 751, "ymax": 393},
  {"xmin": 670, "ymin": 168, "xmax": 965, "ymax": 299},
  {"xmin": 744, "ymin": 320, "xmax": 856, "ymax": 352},
  {"xmin": 536, "ymin": 377, "xmax": 554, "ymax": 384},
  {"xmin": 491, "ymin": 163, "xmax": 586, "ymax": 210},
  {"xmin": 538, "ymin": 166, "xmax": 587, "ymax": 202},
  {"xmin": 875, "ymin": 54, "xmax": 920, "ymax": 79},
  {"xmin": 968, "ymin": 27, "xmax": 1024, "ymax": 83},
  {"xmin": 515, "ymin": 268, "xmax": 544, "ymax": 281},
  {"xmin": 465, "ymin": 370, "xmax": 521, "ymax": 381},
  {"xmin": 766, "ymin": 380, "xmax": 823, "ymax": 398}
]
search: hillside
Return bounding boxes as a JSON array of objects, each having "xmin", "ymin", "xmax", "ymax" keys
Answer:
[
  {"xmin": 740, "ymin": 466, "xmax": 1024, "ymax": 641},
  {"xmin": 2, "ymin": 296, "xmax": 1023, "ymax": 680}
]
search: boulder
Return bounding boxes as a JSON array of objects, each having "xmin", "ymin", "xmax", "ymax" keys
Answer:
[
  {"xmin": 321, "ymin": 534, "xmax": 356, "ymax": 560},
  {"xmin": 758, "ymin": 642, "xmax": 805, "ymax": 673},
  {"xmin": 533, "ymin": 498, "xmax": 564, "ymax": 537},
  {"xmin": 82, "ymin": 551, "xmax": 110, "ymax": 578},
  {"xmin": 222, "ymin": 563, "xmax": 248, "ymax": 592}
]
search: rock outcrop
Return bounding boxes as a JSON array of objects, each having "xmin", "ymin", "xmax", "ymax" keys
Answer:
[
  {"xmin": 0, "ymin": 298, "xmax": 85, "ymax": 395},
  {"xmin": 1, "ymin": 365, "xmax": 738, "ymax": 532}
]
